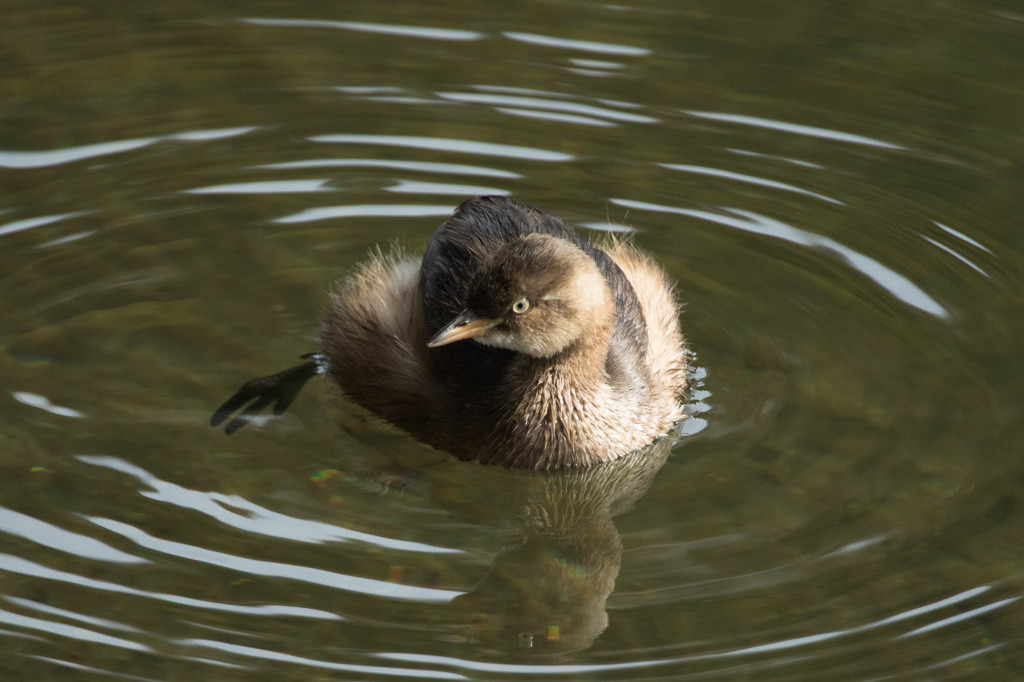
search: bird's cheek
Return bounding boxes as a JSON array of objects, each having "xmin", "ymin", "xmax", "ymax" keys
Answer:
[{"xmin": 476, "ymin": 327, "xmax": 516, "ymax": 350}]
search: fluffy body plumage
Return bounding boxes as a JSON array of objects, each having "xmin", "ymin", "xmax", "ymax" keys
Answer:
[{"xmin": 320, "ymin": 196, "xmax": 687, "ymax": 469}]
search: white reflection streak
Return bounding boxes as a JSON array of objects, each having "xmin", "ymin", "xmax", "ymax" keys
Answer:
[
  {"xmin": 13, "ymin": 391, "xmax": 86, "ymax": 418},
  {"xmin": 0, "ymin": 212, "xmax": 87, "ymax": 237},
  {"xmin": 922, "ymin": 237, "xmax": 990, "ymax": 278},
  {"xmin": 275, "ymin": 204, "xmax": 455, "ymax": 224},
  {"xmin": 571, "ymin": 58, "xmax": 624, "ymax": 69},
  {"xmin": 473, "ymin": 84, "xmax": 577, "ymax": 99},
  {"xmin": 0, "ymin": 554, "xmax": 339, "ymax": 620},
  {"xmin": 257, "ymin": 159, "xmax": 522, "ymax": 179},
  {"xmin": 183, "ymin": 179, "xmax": 333, "ymax": 195},
  {"xmin": 0, "ymin": 627, "xmax": 45, "ymax": 641},
  {"xmin": 241, "ymin": 17, "xmax": 482, "ymax": 41},
  {"xmin": 818, "ymin": 534, "xmax": 888, "ymax": 559},
  {"xmin": 168, "ymin": 127, "xmax": 257, "ymax": 142},
  {"xmin": 334, "ymin": 86, "xmax": 405, "ymax": 95},
  {"xmin": 0, "ymin": 506, "xmax": 145, "ymax": 564},
  {"xmin": 726, "ymin": 147, "xmax": 825, "ymax": 169},
  {"xmin": 717, "ymin": 631, "xmax": 847, "ymax": 655},
  {"xmin": 935, "ymin": 221, "xmax": 994, "ymax": 254},
  {"xmin": 363, "ymin": 96, "xmax": 448, "ymax": 105},
  {"xmin": 178, "ymin": 640, "xmax": 467, "ymax": 680},
  {"xmin": 494, "ymin": 108, "xmax": 618, "ymax": 127},
  {"xmin": 76, "ymin": 455, "xmax": 461, "ymax": 554},
  {"xmin": 310, "ymin": 134, "xmax": 575, "ymax": 161},
  {"xmin": 503, "ymin": 31, "xmax": 651, "ymax": 56},
  {"xmin": 719, "ymin": 586, "xmax": 1001, "ymax": 656},
  {"xmin": 0, "ymin": 127, "xmax": 256, "ymax": 169},
  {"xmin": 180, "ymin": 656, "xmax": 250, "ymax": 671},
  {"xmin": 684, "ymin": 111, "xmax": 906, "ymax": 150},
  {"xmin": 565, "ymin": 67, "xmax": 619, "ymax": 78},
  {"xmin": 5, "ymin": 596, "xmax": 142, "ymax": 633},
  {"xmin": 36, "ymin": 231, "xmax": 95, "ymax": 249},
  {"xmin": 376, "ymin": 651, "xmax": 679, "ymax": 675},
  {"xmin": 436, "ymin": 92, "xmax": 656, "ymax": 123},
  {"xmin": 86, "ymin": 517, "xmax": 462, "ymax": 603},
  {"xmin": 0, "ymin": 138, "xmax": 156, "ymax": 169},
  {"xmin": 597, "ymin": 98, "xmax": 644, "ymax": 110},
  {"xmin": 612, "ymin": 199, "xmax": 949, "ymax": 319},
  {"xmin": 28, "ymin": 655, "xmax": 184, "ymax": 680},
  {"xmin": 897, "ymin": 597, "xmax": 1020, "ymax": 638},
  {"xmin": 386, "ymin": 180, "xmax": 509, "ymax": 196},
  {"xmin": 0, "ymin": 608, "xmax": 151, "ymax": 652},
  {"xmin": 926, "ymin": 643, "xmax": 1004, "ymax": 670},
  {"xmin": 869, "ymin": 586, "xmax": 990, "ymax": 627},
  {"xmin": 661, "ymin": 164, "xmax": 843, "ymax": 204}
]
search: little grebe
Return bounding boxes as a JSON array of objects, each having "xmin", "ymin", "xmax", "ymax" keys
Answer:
[{"xmin": 212, "ymin": 196, "xmax": 687, "ymax": 469}]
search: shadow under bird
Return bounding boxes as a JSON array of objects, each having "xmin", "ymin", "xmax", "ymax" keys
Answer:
[{"xmin": 211, "ymin": 196, "xmax": 687, "ymax": 469}]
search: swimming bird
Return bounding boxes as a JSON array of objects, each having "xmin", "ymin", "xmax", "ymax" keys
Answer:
[{"xmin": 212, "ymin": 196, "xmax": 687, "ymax": 469}]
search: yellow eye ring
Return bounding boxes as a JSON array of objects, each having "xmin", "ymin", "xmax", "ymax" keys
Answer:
[{"xmin": 511, "ymin": 297, "xmax": 531, "ymax": 314}]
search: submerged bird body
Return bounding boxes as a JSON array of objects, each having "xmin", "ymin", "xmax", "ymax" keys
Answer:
[{"xmin": 318, "ymin": 196, "xmax": 687, "ymax": 469}]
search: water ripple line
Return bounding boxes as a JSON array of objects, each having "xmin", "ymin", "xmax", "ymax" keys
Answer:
[
  {"xmin": 494, "ymin": 108, "xmax": 618, "ymax": 127},
  {"xmin": 76, "ymin": 455, "xmax": 461, "ymax": 554},
  {"xmin": 256, "ymin": 158, "xmax": 522, "ymax": 179},
  {"xmin": 922, "ymin": 237, "xmax": 990, "ymax": 278},
  {"xmin": 4, "ymin": 596, "xmax": 143, "ymax": 634},
  {"xmin": 85, "ymin": 516, "xmax": 463, "ymax": 603},
  {"xmin": 0, "ymin": 506, "xmax": 144, "ymax": 564},
  {"xmin": 935, "ymin": 221, "xmax": 994, "ymax": 254},
  {"xmin": 310, "ymin": 134, "xmax": 574, "ymax": 161},
  {"xmin": 26, "ymin": 656, "xmax": 165, "ymax": 681},
  {"xmin": 240, "ymin": 17, "xmax": 482, "ymax": 42},
  {"xmin": 0, "ymin": 608, "xmax": 151, "ymax": 652},
  {"xmin": 612, "ymin": 198, "xmax": 948, "ymax": 319},
  {"xmin": 13, "ymin": 392, "xmax": 86, "ymax": 419},
  {"xmin": 0, "ymin": 554, "xmax": 339, "ymax": 620},
  {"xmin": 183, "ymin": 179, "xmax": 334, "ymax": 195},
  {"xmin": 661, "ymin": 164, "xmax": 843, "ymax": 204},
  {"xmin": 275, "ymin": 204, "xmax": 456, "ymax": 224},
  {"xmin": 385, "ymin": 180, "xmax": 510, "ymax": 196},
  {"xmin": 503, "ymin": 31, "xmax": 651, "ymax": 57},
  {"xmin": 378, "ymin": 585, "xmax": 1011, "ymax": 674},
  {"xmin": 0, "ymin": 127, "xmax": 256, "ymax": 169},
  {"xmin": 177, "ymin": 639, "xmax": 467, "ymax": 679},
  {"xmin": 436, "ymin": 92, "xmax": 656, "ymax": 124},
  {"xmin": 684, "ymin": 111, "xmax": 906, "ymax": 150},
  {"xmin": 0, "ymin": 212, "xmax": 89, "ymax": 237},
  {"xmin": 897, "ymin": 596, "xmax": 1020, "ymax": 638}
]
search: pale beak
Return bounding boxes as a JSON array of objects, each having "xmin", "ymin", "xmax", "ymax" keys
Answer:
[{"xmin": 427, "ymin": 310, "xmax": 500, "ymax": 347}]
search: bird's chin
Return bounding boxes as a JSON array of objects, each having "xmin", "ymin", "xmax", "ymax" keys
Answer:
[
  {"xmin": 476, "ymin": 330, "xmax": 562, "ymax": 359},
  {"xmin": 474, "ymin": 329, "xmax": 519, "ymax": 351}
]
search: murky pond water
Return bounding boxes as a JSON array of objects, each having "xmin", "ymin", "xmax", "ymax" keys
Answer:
[{"xmin": 3, "ymin": 1, "xmax": 1024, "ymax": 679}]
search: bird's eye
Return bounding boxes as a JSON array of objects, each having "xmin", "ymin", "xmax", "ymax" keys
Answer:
[{"xmin": 511, "ymin": 297, "xmax": 531, "ymax": 314}]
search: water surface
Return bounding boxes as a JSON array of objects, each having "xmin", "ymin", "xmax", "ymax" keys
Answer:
[{"xmin": 3, "ymin": 1, "xmax": 1024, "ymax": 679}]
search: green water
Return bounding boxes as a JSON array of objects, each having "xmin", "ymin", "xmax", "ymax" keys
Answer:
[{"xmin": 2, "ymin": 1, "xmax": 1024, "ymax": 679}]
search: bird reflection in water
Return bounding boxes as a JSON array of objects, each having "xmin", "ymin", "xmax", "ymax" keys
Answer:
[{"xmin": 444, "ymin": 436, "xmax": 674, "ymax": 655}]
